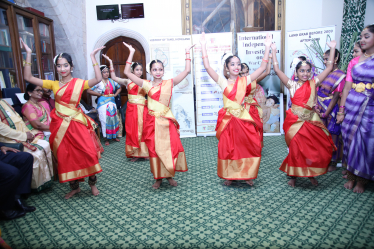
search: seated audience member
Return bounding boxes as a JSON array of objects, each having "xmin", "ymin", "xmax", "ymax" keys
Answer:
[
  {"xmin": 79, "ymin": 99, "xmax": 99, "ymax": 124},
  {"xmin": 39, "ymin": 88, "xmax": 55, "ymax": 110},
  {"xmin": 22, "ymin": 83, "xmax": 51, "ymax": 141},
  {"xmin": 0, "ymin": 142, "xmax": 36, "ymax": 220},
  {"xmin": 0, "ymin": 99, "xmax": 53, "ymax": 192}
]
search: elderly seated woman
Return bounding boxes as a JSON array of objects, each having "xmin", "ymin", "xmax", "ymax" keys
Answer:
[
  {"xmin": 0, "ymin": 86, "xmax": 53, "ymax": 192},
  {"xmin": 22, "ymin": 83, "xmax": 51, "ymax": 141}
]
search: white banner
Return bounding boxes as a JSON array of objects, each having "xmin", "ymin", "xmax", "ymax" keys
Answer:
[
  {"xmin": 192, "ymin": 32, "xmax": 232, "ymax": 136},
  {"xmin": 285, "ymin": 26, "xmax": 335, "ymax": 108},
  {"xmin": 238, "ymin": 31, "xmax": 283, "ymax": 135},
  {"xmin": 149, "ymin": 36, "xmax": 196, "ymax": 138}
]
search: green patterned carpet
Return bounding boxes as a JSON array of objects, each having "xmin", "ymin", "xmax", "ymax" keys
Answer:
[{"xmin": 1, "ymin": 136, "xmax": 374, "ymax": 249}]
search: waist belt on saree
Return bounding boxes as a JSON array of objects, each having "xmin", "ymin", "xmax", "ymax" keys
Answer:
[
  {"xmin": 291, "ymin": 104, "xmax": 314, "ymax": 121},
  {"xmin": 128, "ymin": 94, "xmax": 146, "ymax": 105},
  {"xmin": 352, "ymin": 82, "xmax": 374, "ymax": 93},
  {"xmin": 102, "ymin": 94, "xmax": 115, "ymax": 97},
  {"xmin": 55, "ymin": 102, "xmax": 87, "ymax": 125},
  {"xmin": 147, "ymin": 98, "xmax": 173, "ymax": 119},
  {"xmin": 318, "ymin": 95, "xmax": 333, "ymax": 102}
]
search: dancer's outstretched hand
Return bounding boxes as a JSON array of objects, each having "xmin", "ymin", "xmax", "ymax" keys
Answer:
[
  {"xmin": 20, "ymin": 38, "xmax": 32, "ymax": 53},
  {"xmin": 200, "ymin": 32, "xmax": 207, "ymax": 45},
  {"xmin": 271, "ymin": 43, "xmax": 277, "ymax": 51},
  {"xmin": 91, "ymin": 46, "xmax": 105, "ymax": 56},
  {"xmin": 102, "ymin": 54, "xmax": 112, "ymax": 63},
  {"xmin": 185, "ymin": 44, "xmax": 196, "ymax": 52},
  {"xmin": 123, "ymin": 42, "xmax": 135, "ymax": 53},
  {"xmin": 264, "ymin": 33, "xmax": 272, "ymax": 47},
  {"xmin": 327, "ymin": 40, "xmax": 337, "ymax": 48}
]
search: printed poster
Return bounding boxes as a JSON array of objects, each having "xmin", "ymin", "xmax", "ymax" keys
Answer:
[
  {"xmin": 192, "ymin": 32, "xmax": 232, "ymax": 136},
  {"xmin": 149, "ymin": 36, "xmax": 196, "ymax": 137}
]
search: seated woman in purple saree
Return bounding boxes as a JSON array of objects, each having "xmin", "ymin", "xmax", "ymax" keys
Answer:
[{"xmin": 337, "ymin": 24, "xmax": 374, "ymax": 193}]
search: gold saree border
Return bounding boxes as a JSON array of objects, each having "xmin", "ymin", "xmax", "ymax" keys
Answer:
[
  {"xmin": 125, "ymin": 142, "xmax": 149, "ymax": 158},
  {"xmin": 279, "ymin": 163, "xmax": 328, "ymax": 177},
  {"xmin": 59, "ymin": 163, "xmax": 102, "ymax": 183},
  {"xmin": 149, "ymin": 152, "xmax": 188, "ymax": 179},
  {"xmin": 217, "ymin": 157, "xmax": 261, "ymax": 180}
]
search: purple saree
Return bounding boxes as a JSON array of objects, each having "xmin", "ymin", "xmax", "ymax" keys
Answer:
[
  {"xmin": 342, "ymin": 56, "xmax": 374, "ymax": 180},
  {"xmin": 315, "ymin": 69, "xmax": 346, "ymax": 163}
]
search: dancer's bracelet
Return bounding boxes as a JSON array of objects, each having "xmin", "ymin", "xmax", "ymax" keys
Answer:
[{"xmin": 337, "ymin": 112, "xmax": 345, "ymax": 115}]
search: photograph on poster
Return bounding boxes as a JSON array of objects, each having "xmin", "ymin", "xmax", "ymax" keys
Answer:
[{"xmin": 238, "ymin": 31, "xmax": 282, "ymax": 135}]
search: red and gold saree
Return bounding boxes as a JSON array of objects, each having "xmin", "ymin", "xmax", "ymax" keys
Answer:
[
  {"xmin": 216, "ymin": 76, "xmax": 262, "ymax": 180},
  {"xmin": 125, "ymin": 82, "xmax": 149, "ymax": 158},
  {"xmin": 280, "ymin": 79, "xmax": 336, "ymax": 177},
  {"xmin": 44, "ymin": 78, "xmax": 102, "ymax": 183},
  {"xmin": 142, "ymin": 80, "xmax": 187, "ymax": 179}
]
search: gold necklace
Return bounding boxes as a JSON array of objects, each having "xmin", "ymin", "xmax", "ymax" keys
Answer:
[
  {"xmin": 151, "ymin": 81, "xmax": 162, "ymax": 87},
  {"xmin": 364, "ymin": 52, "xmax": 374, "ymax": 58},
  {"xmin": 59, "ymin": 78, "xmax": 73, "ymax": 85},
  {"xmin": 29, "ymin": 99, "xmax": 41, "ymax": 110}
]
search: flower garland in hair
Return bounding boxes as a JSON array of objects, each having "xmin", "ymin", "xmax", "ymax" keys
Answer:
[
  {"xmin": 100, "ymin": 65, "xmax": 108, "ymax": 72},
  {"xmin": 53, "ymin": 53, "xmax": 63, "ymax": 65},
  {"xmin": 221, "ymin": 53, "xmax": 234, "ymax": 78}
]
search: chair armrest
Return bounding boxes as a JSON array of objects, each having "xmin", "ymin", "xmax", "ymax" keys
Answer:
[{"xmin": 0, "ymin": 143, "xmax": 24, "ymax": 151}]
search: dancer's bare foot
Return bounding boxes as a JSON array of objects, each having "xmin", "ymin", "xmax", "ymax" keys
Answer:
[
  {"xmin": 328, "ymin": 165, "xmax": 337, "ymax": 172},
  {"xmin": 90, "ymin": 185, "xmax": 100, "ymax": 196},
  {"xmin": 245, "ymin": 180, "xmax": 254, "ymax": 186},
  {"xmin": 344, "ymin": 180, "xmax": 355, "ymax": 190},
  {"xmin": 115, "ymin": 138, "xmax": 120, "ymax": 142},
  {"xmin": 104, "ymin": 140, "xmax": 109, "ymax": 146},
  {"xmin": 224, "ymin": 180, "xmax": 232, "ymax": 186},
  {"xmin": 152, "ymin": 179, "xmax": 162, "ymax": 189},
  {"xmin": 342, "ymin": 170, "xmax": 347, "ymax": 175},
  {"xmin": 308, "ymin": 177, "xmax": 318, "ymax": 186},
  {"xmin": 353, "ymin": 181, "xmax": 365, "ymax": 193},
  {"xmin": 167, "ymin": 178, "xmax": 178, "ymax": 187},
  {"xmin": 288, "ymin": 178, "xmax": 296, "ymax": 187},
  {"xmin": 130, "ymin": 158, "xmax": 139, "ymax": 162},
  {"xmin": 342, "ymin": 175, "xmax": 347, "ymax": 179},
  {"xmin": 65, "ymin": 188, "xmax": 81, "ymax": 199}
]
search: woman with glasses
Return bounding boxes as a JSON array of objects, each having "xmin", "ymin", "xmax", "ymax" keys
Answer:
[{"xmin": 22, "ymin": 83, "xmax": 51, "ymax": 141}]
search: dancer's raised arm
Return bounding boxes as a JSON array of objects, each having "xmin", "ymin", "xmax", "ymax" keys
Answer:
[
  {"xmin": 102, "ymin": 54, "xmax": 130, "ymax": 86},
  {"xmin": 200, "ymin": 32, "xmax": 220, "ymax": 82},
  {"xmin": 123, "ymin": 42, "xmax": 144, "ymax": 87},
  {"xmin": 249, "ymin": 33, "xmax": 272, "ymax": 80},
  {"xmin": 172, "ymin": 44, "xmax": 195, "ymax": 86},
  {"xmin": 271, "ymin": 43, "xmax": 290, "ymax": 86},
  {"xmin": 256, "ymin": 53, "xmax": 272, "ymax": 82},
  {"xmin": 21, "ymin": 38, "xmax": 43, "ymax": 86},
  {"xmin": 87, "ymin": 46, "xmax": 105, "ymax": 87},
  {"xmin": 315, "ymin": 41, "xmax": 337, "ymax": 83}
]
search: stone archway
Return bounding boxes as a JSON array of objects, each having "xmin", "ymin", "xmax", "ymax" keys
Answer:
[{"xmin": 92, "ymin": 27, "xmax": 150, "ymax": 66}]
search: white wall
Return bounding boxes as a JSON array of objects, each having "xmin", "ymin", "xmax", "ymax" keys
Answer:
[
  {"xmin": 365, "ymin": 0, "xmax": 374, "ymax": 27},
  {"xmin": 86, "ymin": 0, "xmax": 182, "ymax": 79},
  {"xmin": 285, "ymin": 0, "xmax": 344, "ymax": 49}
]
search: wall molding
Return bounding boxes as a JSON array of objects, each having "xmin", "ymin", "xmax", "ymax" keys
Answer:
[{"xmin": 92, "ymin": 27, "xmax": 150, "ymax": 64}]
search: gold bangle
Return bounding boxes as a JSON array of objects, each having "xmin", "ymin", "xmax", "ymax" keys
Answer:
[
  {"xmin": 23, "ymin": 60, "xmax": 32, "ymax": 66},
  {"xmin": 92, "ymin": 62, "xmax": 99, "ymax": 67},
  {"xmin": 273, "ymin": 62, "xmax": 279, "ymax": 65},
  {"xmin": 326, "ymin": 61, "xmax": 332, "ymax": 65}
]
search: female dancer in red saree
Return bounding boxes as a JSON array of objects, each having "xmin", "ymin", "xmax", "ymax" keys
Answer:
[
  {"xmin": 271, "ymin": 41, "xmax": 337, "ymax": 187},
  {"xmin": 102, "ymin": 54, "xmax": 149, "ymax": 161},
  {"xmin": 199, "ymin": 32, "xmax": 272, "ymax": 186},
  {"xmin": 123, "ymin": 42, "xmax": 194, "ymax": 189},
  {"xmin": 21, "ymin": 38, "xmax": 105, "ymax": 199}
]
